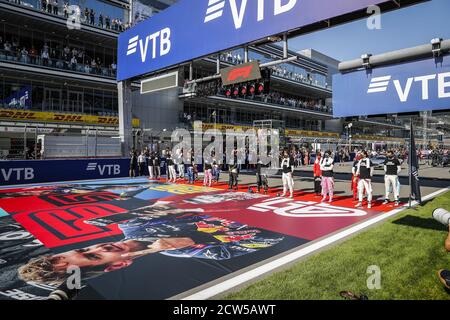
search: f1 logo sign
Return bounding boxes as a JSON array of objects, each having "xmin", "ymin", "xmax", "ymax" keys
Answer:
[
  {"xmin": 221, "ymin": 61, "xmax": 262, "ymax": 85},
  {"xmin": 227, "ymin": 65, "xmax": 254, "ymax": 82}
]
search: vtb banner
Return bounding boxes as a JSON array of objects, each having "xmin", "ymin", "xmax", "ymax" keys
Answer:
[
  {"xmin": 333, "ymin": 55, "xmax": 450, "ymax": 117},
  {"xmin": 117, "ymin": 0, "xmax": 393, "ymax": 81}
]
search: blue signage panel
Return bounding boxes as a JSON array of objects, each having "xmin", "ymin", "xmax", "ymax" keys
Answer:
[
  {"xmin": 0, "ymin": 159, "xmax": 131, "ymax": 186},
  {"xmin": 333, "ymin": 55, "xmax": 450, "ymax": 117},
  {"xmin": 117, "ymin": 0, "xmax": 390, "ymax": 81}
]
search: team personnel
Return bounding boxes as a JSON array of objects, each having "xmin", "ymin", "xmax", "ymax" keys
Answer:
[
  {"xmin": 313, "ymin": 151, "xmax": 322, "ymax": 197},
  {"xmin": 355, "ymin": 151, "xmax": 374, "ymax": 209},
  {"xmin": 175, "ymin": 148, "xmax": 185, "ymax": 180},
  {"xmin": 383, "ymin": 150, "xmax": 402, "ymax": 206},
  {"xmin": 138, "ymin": 151, "xmax": 146, "ymax": 176},
  {"xmin": 148, "ymin": 152, "xmax": 155, "ymax": 180},
  {"xmin": 203, "ymin": 159, "xmax": 213, "ymax": 187},
  {"xmin": 319, "ymin": 151, "xmax": 334, "ymax": 203},
  {"xmin": 166, "ymin": 152, "xmax": 177, "ymax": 183},
  {"xmin": 153, "ymin": 153, "xmax": 161, "ymax": 179},
  {"xmin": 280, "ymin": 149, "xmax": 295, "ymax": 198},
  {"xmin": 256, "ymin": 158, "xmax": 269, "ymax": 194},
  {"xmin": 129, "ymin": 149, "xmax": 137, "ymax": 178},
  {"xmin": 351, "ymin": 153, "xmax": 361, "ymax": 201},
  {"xmin": 228, "ymin": 160, "xmax": 239, "ymax": 191}
]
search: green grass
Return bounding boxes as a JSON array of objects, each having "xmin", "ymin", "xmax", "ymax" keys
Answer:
[{"xmin": 224, "ymin": 191, "xmax": 450, "ymax": 300}]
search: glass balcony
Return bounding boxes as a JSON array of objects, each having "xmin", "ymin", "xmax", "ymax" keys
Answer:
[
  {"xmin": 1, "ymin": 0, "xmax": 130, "ymax": 33},
  {"xmin": 0, "ymin": 48, "xmax": 116, "ymax": 78}
]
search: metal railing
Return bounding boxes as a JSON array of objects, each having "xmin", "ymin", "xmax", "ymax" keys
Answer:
[{"xmin": 0, "ymin": 49, "xmax": 116, "ymax": 78}]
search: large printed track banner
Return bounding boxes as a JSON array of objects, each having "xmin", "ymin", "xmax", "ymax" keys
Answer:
[{"xmin": 0, "ymin": 178, "xmax": 392, "ymax": 300}]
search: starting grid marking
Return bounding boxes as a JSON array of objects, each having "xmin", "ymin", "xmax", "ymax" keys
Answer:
[{"xmin": 180, "ymin": 187, "xmax": 450, "ymax": 300}]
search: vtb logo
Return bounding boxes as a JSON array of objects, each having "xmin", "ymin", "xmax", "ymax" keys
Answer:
[
  {"xmin": 204, "ymin": 0, "xmax": 298, "ymax": 29},
  {"xmin": 368, "ymin": 72, "xmax": 450, "ymax": 102},
  {"xmin": 86, "ymin": 163, "xmax": 121, "ymax": 176},
  {"xmin": 126, "ymin": 28, "xmax": 172, "ymax": 63}
]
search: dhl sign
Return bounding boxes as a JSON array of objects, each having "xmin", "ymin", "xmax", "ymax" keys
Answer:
[
  {"xmin": 199, "ymin": 123, "xmax": 254, "ymax": 132},
  {"xmin": 0, "ymin": 109, "xmax": 140, "ymax": 127},
  {"xmin": 284, "ymin": 129, "xmax": 339, "ymax": 138},
  {"xmin": 199, "ymin": 123, "xmax": 339, "ymax": 139},
  {"xmin": 353, "ymin": 134, "xmax": 404, "ymax": 142}
]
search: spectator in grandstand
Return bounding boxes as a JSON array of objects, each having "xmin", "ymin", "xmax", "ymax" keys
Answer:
[
  {"xmin": 29, "ymin": 46, "xmax": 37, "ymax": 64},
  {"xmin": 355, "ymin": 151, "xmax": 374, "ymax": 209},
  {"xmin": 20, "ymin": 47, "xmax": 28, "ymax": 63},
  {"xmin": 41, "ymin": 0, "xmax": 47, "ymax": 12},
  {"xmin": 70, "ymin": 55, "xmax": 77, "ymax": 71},
  {"xmin": 90, "ymin": 59, "xmax": 97, "ymax": 73},
  {"xmin": 111, "ymin": 62, "xmax": 117, "ymax": 75},
  {"xmin": 53, "ymin": 0, "xmax": 58, "ymax": 15},
  {"xmin": 84, "ymin": 7, "xmax": 89, "ymax": 22},
  {"xmin": 47, "ymin": 0, "xmax": 52, "ymax": 13},
  {"xmin": 11, "ymin": 38, "xmax": 19, "ymax": 51},
  {"xmin": 41, "ymin": 49, "xmax": 49, "ymax": 66},
  {"xmin": 84, "ymin": 62, "xmax": 90, "ymax": 73},
  {"xmin": 320, "ymin": 150, "xmax": 334, "ymax": 203},
  {"xmin": 98, "ymin": 13, "xmax": 104, "ymax": 28},
  {"xmin": 63, "ymin": 2, "xmax": 69, "ymax": 18},
  {"xmin": 105, "ymin": 16, "xmax": 111, "ymax": 29},
  {"xmin": 90, "ymin": 8, "xmax": 95, "ymax": 25}
]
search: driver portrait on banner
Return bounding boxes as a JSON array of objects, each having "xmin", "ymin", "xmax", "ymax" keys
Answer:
[{"xmin": 7, "ymin": 192, "xmax": 284, "ymax": 290}]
